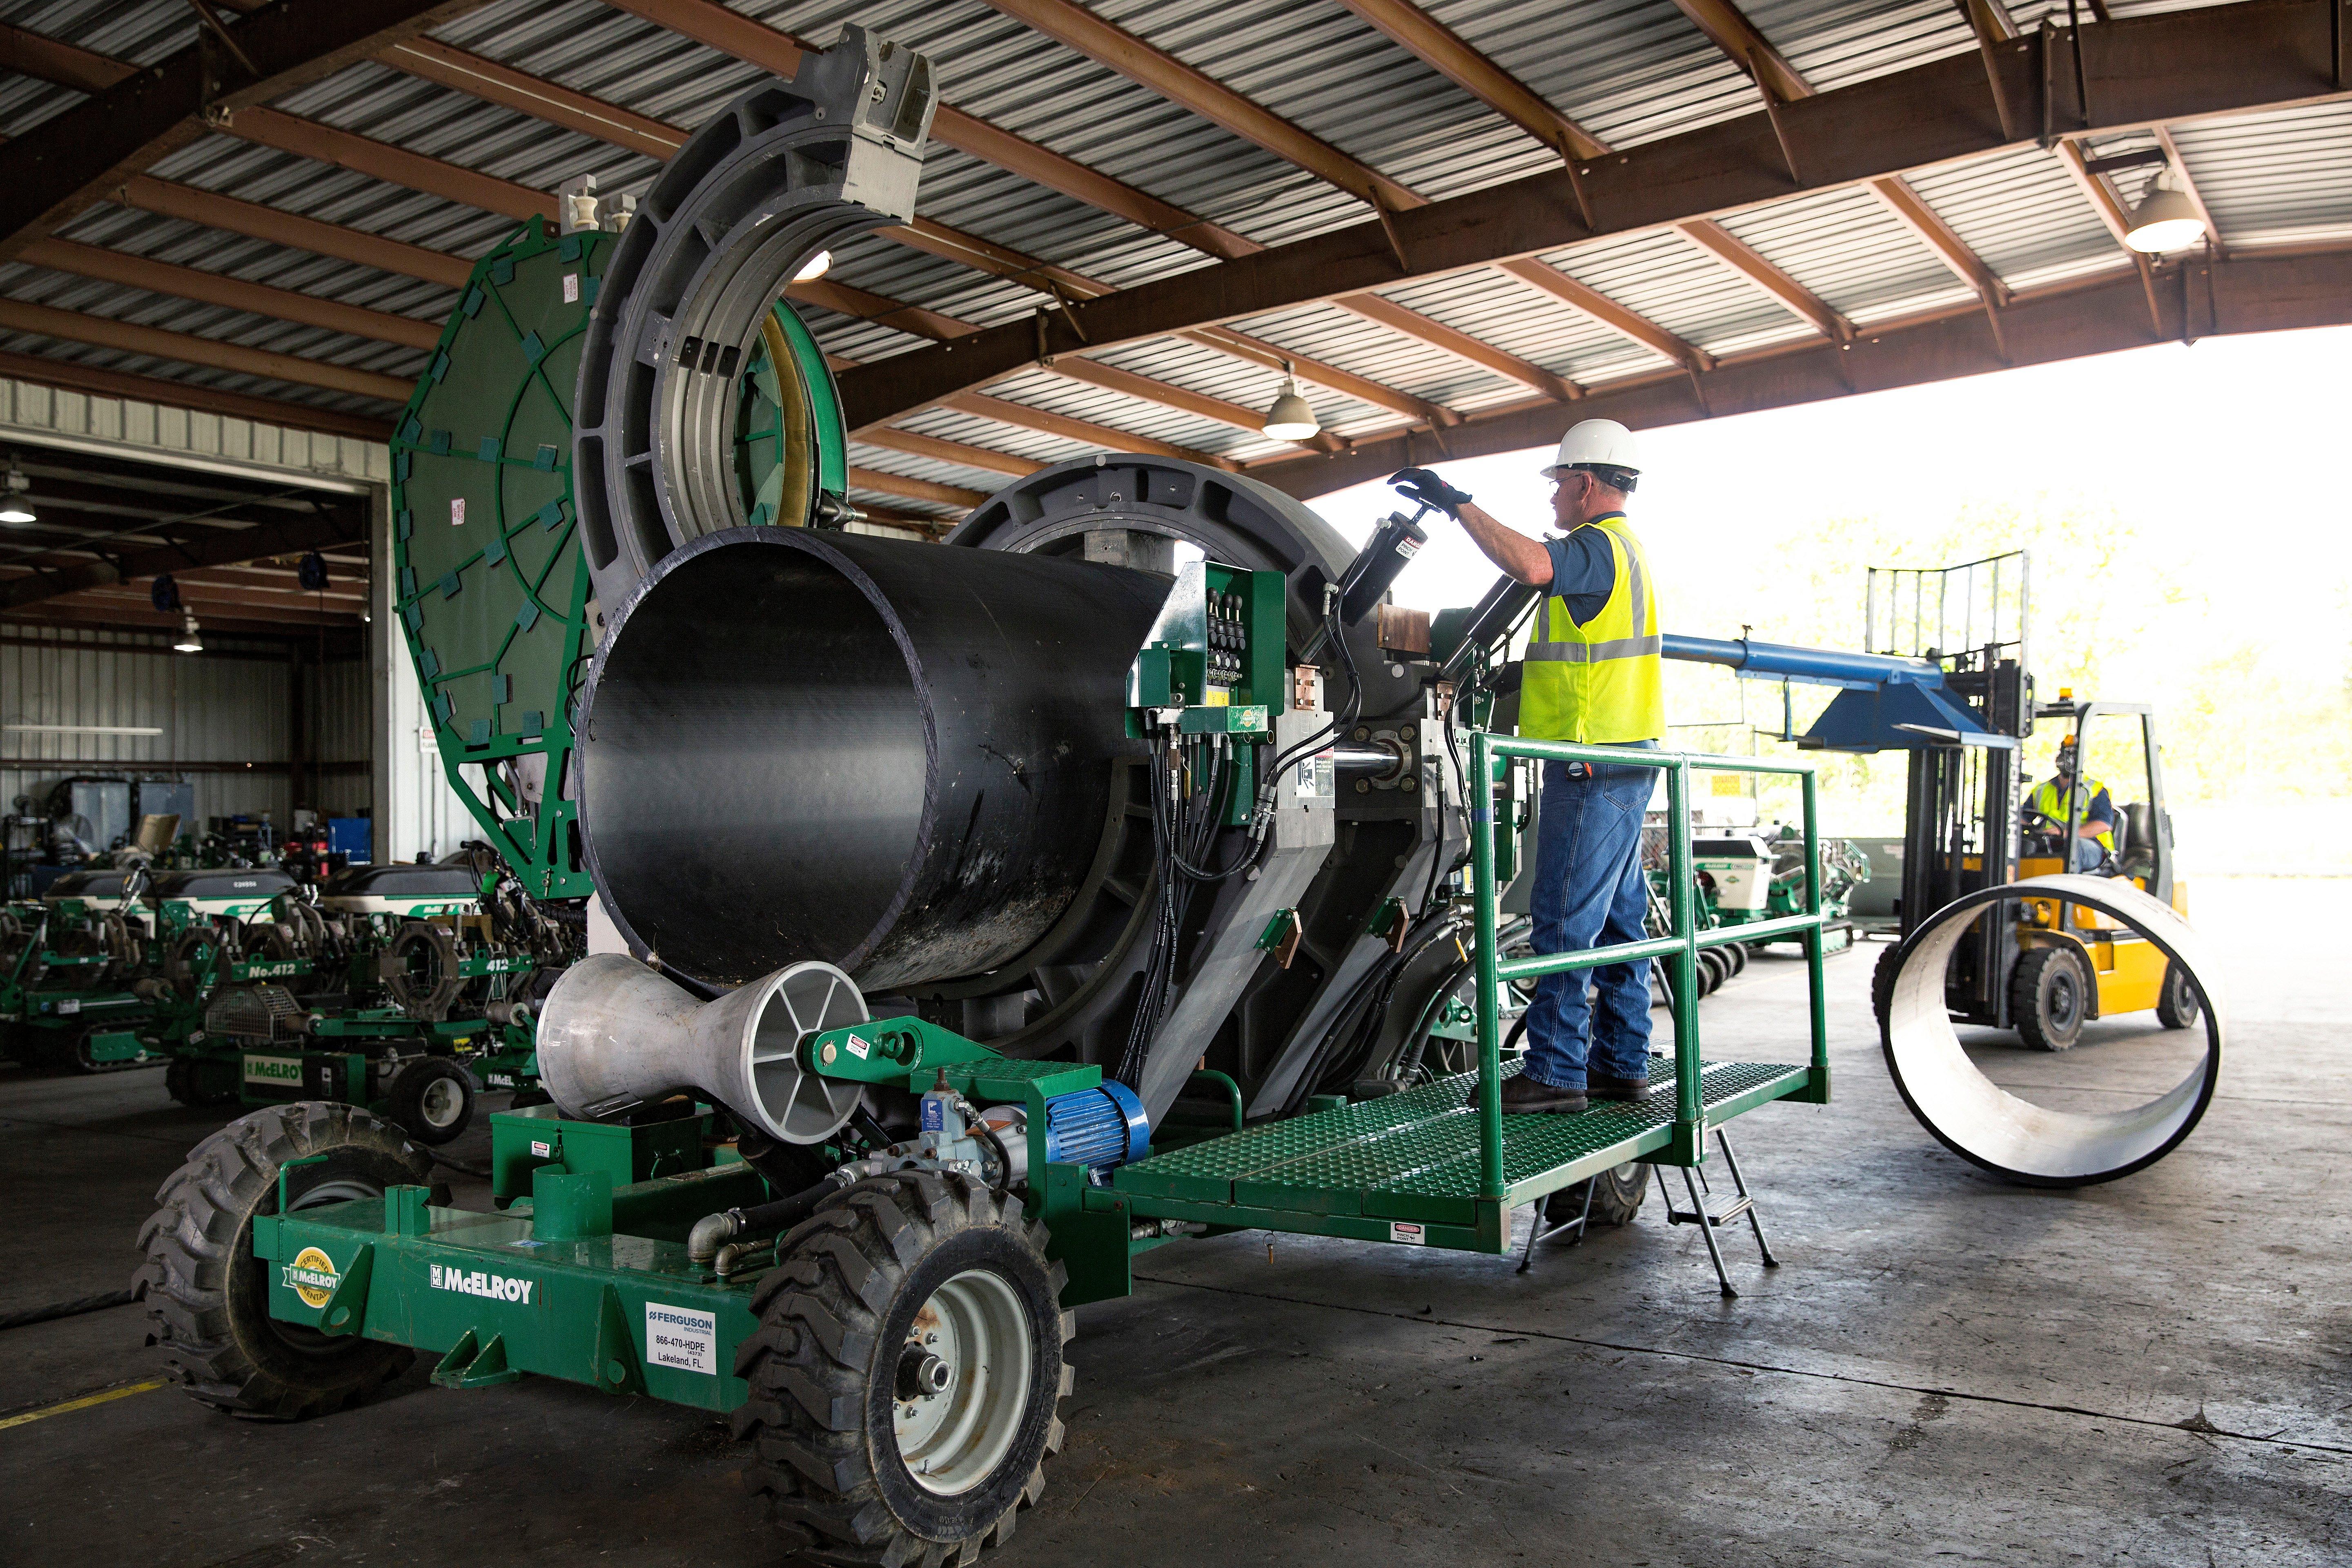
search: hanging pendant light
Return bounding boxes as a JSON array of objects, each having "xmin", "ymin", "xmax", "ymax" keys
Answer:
[
  {"xmin": 0, "ymin": 461, "xmax": 34, "ymax": 524},
  {"xmin": 174, "ymin": 612, "xmax": 204, "ymax": 655},
  {"xmin": 1261, "ymin": 360, "xmax": 1319, "ymax": 441},
  {"xmin": 2124, "ymin": 172, "xmax": 2206, "ymax": 254},
  {"xmin": 793, "ymin": 249, "xmax": 833, "ymax": 283}
]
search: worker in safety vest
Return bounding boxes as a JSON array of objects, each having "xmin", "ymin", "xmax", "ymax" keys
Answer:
[
  {"xmin": 2028, "ymin": 737, "xmax": 2115, "ymax": 873},
  {"xmin": 1390, "ymin": 419, "xmax": 1663, "ymax": 1115}
]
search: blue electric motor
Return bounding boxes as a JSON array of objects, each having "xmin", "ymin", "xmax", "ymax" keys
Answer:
[{"xmin": 1041, "ymin": 1080, "xmax": 1150, "ymax": 1170}]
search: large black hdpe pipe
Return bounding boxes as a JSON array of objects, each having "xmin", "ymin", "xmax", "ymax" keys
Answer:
[{"xmin": 577, "ymin": 527, "xmax": 1168, "ymax": 992}]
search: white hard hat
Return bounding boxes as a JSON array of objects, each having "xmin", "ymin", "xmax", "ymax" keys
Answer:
[{"xmin": 1542, "ymin": 419, "xmax": 1641, "ymax": 481}]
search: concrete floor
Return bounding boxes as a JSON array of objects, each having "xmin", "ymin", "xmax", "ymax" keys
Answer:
[{"xmin": 3, "ymin": 877, "xmax": 2345, "ymax": 1566}]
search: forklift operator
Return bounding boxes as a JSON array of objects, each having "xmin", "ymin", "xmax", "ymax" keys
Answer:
[
  {"xmin": 1390, "ymin": 419, "xmax": 1663, "ymax": 1116},
  {"xmin": 2029, "ymin": 737, "xmax": 2116, "ymax": 873}
]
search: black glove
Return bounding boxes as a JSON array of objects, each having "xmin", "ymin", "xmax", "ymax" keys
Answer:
[{"xmin": 1389, "ymin": 467, "xmax": 1471, "ymax": 519}]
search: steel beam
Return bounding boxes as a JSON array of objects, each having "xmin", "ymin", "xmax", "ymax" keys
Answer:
[
  {"xmin": 379, "ymin": 36, "xmax": 683, "ymax": 159},
  {"xmin": 1673, "ymin": 0, "xmax": 2015, "ymax": 315},
  {"xmin": 1042, "ymin": 357, "xmax": 1341, "ymax": 452},
  {"xmin": 1333, "ymin": 0, "xmax": 1608, "ymax": 160},
  {"xmin": 843, "ymin": 0, "xmax": 2339, "ymax": 428},
  {"xmin": 1334, "ymin": 294, "xmax": 1579, "ymax": 402},
  {"xmin": 0, "ymin": 500, "xmax": 364, "ymax": 609},
  {"xmin": 844, "ymin": 467, "xmax": 989, "ymax": 509},
  {"xmin": 1495, "ymin": 258, "xmax": 1712, "ymax": 370},
  {"xmin": 0, "ymin": 0, "xmax": 485, "ymax": 259},
  {"xmin": 113, "ymin": 175, "xmax": 474, "ymax": 289},
  {"xmin": 605, "ymin": 0, "xmax": 1258, "ymax": 260},
  {"xmin": 1675, "ymin": 220, "xmax": 1851, "ymax": 339},
  {"xmin": 2150, "ymin": 124, "xmax": 2226, "ymax": 255},
  {"xmin": 983, "ymin": 0, "xmax": 1425, "ymax": 212},
  {"xmin": 16, "ymin": 237, "xmax": 442, "ymax": 349},
  {"xmin": 1180, "ymin": 325, "xmax": 1457, "ymax": 427},
  {"xmin": 938, "ymin": 392, "xmax": 1240, "ymax": 470},
  {"xmin": 1249, "ymin": 243, "xmax": 2352, "ymax": 499},
  {"xmin": 0, "ymin": 301, "xmax": 414, "ymax": 403},
  {"xmin": 853, "ymin": 428, "xmax": 1046, "ymax": 479}
]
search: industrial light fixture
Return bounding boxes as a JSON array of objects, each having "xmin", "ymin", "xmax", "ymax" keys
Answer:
[
  {"xmin": 1261, "ymin": 360, "xmax": 1319, "ymax": 441},
  {"xmin": 174, "ymin": 611, "xmax": 203, "ymax": 655},
  {"xmin": 793, "ymin": 249, "xmax": 833, "ymax": 283},
  {"xmin": 2125, "ymin": 171, "xmax": 2206, "ymax": 254},
  {"xmin": 0, "ymin": 461, "xmax": 33, "ymax": 524}
]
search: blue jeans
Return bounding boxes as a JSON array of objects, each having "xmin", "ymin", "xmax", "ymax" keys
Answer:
[
  {"xmin": 1522, "ymin": 751, "xmax": 1656, "ymax": 1090},
  {"xmin": 2069, "ymin": 836, "xmax": 2109, "ymax": 872}
]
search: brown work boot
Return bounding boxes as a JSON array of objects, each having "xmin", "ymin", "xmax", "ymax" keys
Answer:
[
  {"xmin": 1500, "ymin": 1075, "xmax": 1588, "ymax": 1115},
  {"xmin": 1587, "ymin": 1070, "xmax": 1653, "ymax": 1102}
]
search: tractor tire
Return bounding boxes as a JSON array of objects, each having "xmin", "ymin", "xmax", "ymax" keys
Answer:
[
  {"xmin": 385, "ymin": 1056, "xmax": 475, "ymax": 1145},
  {"xmin": 137, "ymin": 1102, "xmax": 439, "ymax": 1419},
  {"xmin": 2155, "ymin": 962, "xmax": 2201, "ymax": 1030},
  {"xmin": 1545, "ymin": 1160, "xmax": 1650, "ymax": 1230},
  {"xmin": 2011, "ymin": 945, "xmax": 2090, "ymax": 1052},
  {"xmin": 1724, "ymin": 942, "xmax": 1748, "ymax": 976},
  {"xmin": 735, "ymin": 1171, "xmax": 1072, "ymax": 1566}
]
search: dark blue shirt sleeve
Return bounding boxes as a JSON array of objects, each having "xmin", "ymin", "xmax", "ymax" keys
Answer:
[
  {"xmin": 1540, "ymin": 526, "xmax": 1618, "ymax": 628},
  {"xmin": 2085, "ymin": 786, "xmax": 2114, "ymax": 826}
]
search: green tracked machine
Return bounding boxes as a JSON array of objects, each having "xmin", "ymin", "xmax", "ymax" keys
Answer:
[
  {"xmin": 161, "ymin": 859, "xmax": 568, "ymax": 1143},
  {"xmin": 140, "ymin": 33, "xmax": 1833, "ymax": 1568},
  {"xmin": 0, "ymin": 865, "xmax": 296, "ymax": 1071}
]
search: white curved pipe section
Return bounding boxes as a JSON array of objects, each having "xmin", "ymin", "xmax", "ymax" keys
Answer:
[{"xmin": 1883, "ymin": 874, "xmax": 2221, "ymax": 1187}]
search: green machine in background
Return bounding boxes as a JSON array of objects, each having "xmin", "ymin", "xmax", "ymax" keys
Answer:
[{"xmin": 389, "ymin": 210, "xmax": 849, "ymax": 899}]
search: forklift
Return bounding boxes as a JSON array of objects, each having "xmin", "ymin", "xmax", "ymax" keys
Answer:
[{"xmin": 1659, "ymin": 550, "xmax": 2194, "ymax": 1051}]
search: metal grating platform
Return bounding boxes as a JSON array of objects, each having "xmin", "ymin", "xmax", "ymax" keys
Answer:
[{"xmin": 1116, "ymin": 1059, "xmax": 1811, "ymax": 1229}]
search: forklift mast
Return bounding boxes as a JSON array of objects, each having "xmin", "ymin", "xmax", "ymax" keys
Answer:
[{"xmin": 1872, "ymin": 552, "xmax": 2032, "ymax": 1027}]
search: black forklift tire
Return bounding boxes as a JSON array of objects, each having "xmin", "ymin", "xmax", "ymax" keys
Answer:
[
  {"xmin": 1545, "ymin": 1160, "xmax": 1651, "ymax": 1229},
  {"xmin": 735, "ymin": 1171, "xmax": 1072, "ymax": 1566},
  {"xmin": 2011, "ymin": 945, "xmax": 2090, "ymax": 1052},
  {"xmin": 2155, "ymin": 963, "xmax": 2202, "ymax": 1030},
  {"xmin": 1871, "ymin": 942, "xmax": 1904, "ymax": 1029},
  {"xmin": 385, "ymin": 1056, "xmax": 476, "ymax": 1145},
  {"xmin": 136, "ymin": 1102, "xmax": 439, "ymax": 1419},
  {"xmin": 1724, "ymin": 942, "xmax": 1748, "ymax": 976}
]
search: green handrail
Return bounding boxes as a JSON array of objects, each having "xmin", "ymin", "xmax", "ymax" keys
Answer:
[{"xmin": 1467, "ymin": 733, "xmax": 1830, "ymax": 1201}]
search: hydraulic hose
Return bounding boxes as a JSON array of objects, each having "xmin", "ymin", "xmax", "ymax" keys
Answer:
[{"xmin": 686, "ymin": 1174, "xmax": 846, "ymax": 1265}]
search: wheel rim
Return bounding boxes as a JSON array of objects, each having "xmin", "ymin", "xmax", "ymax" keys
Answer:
[
  {"xmin": 2049, "ymin": 967, "xmax": 2080, "ymax": 1030},
  {"xmin": 274, "ymin": 1176, "xmax": 387, "ymax": 1354},
  {"xmin": 417, "ymin": 1074, "xmax": 466, "ymax": 1129},
  {"xmin": 893, "ymin": 1268, "xmax": 1034, "ymax": 1497}
]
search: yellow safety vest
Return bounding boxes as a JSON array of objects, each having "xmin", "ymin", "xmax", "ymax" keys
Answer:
[
  {"xmin": 2030, "ymin": 777, "xmax": 2114, "ymax": 853},
  {"xmin": 1518, "ymin": 515, "xmax": 1664, "ymax": 744}
]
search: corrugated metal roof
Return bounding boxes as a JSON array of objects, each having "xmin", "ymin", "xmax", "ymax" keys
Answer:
[
  {"xmin": 0, "ymin": 0, "xmax": 2338, "ymax": 533},
  {"xmin": 1741, "ymin": 0, "xmax": 1976, "ymax": 94},
  {"xmin": 1423, "ymin": 0, "xmax": 1761, "ymax": 151},
  {"xmin": 1541, "ymin": 228, "xmax": 1813, "ymax": 363},
  {"xmin": 1903, "ymin": 144, "xmax": 2123, "ymax": 293},
  {"xmin": 2168, "ymin": 100, "xmax": 2352, "ymax": 248},
  {"xmin": 1713, "ymin": 183, "xmax": 1971, "ymax": 325}
]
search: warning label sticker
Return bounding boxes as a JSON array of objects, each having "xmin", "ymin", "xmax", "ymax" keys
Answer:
[
  {"xmin": 646, "ymin": 1303, "xmax": 718, "ymax": 1375},
  {"xmin": 1388, "ymin": 1221, "xmax": 1427, "ymax": 1245}
]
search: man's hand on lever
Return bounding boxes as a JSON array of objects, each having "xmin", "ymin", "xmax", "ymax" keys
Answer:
[{"xmin": 1390, "ymin": 468, "xmax": 1552, "ymax": 586}]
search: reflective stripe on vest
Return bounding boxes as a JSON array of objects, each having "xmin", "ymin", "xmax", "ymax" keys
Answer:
[
  {"xmin": 1518, "ymin": 516, "xmax": 1665, "ymax": 744},
  {"xmin": 2031, "ymin": 778, "xmax": 2115, "ymax": 852}
]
